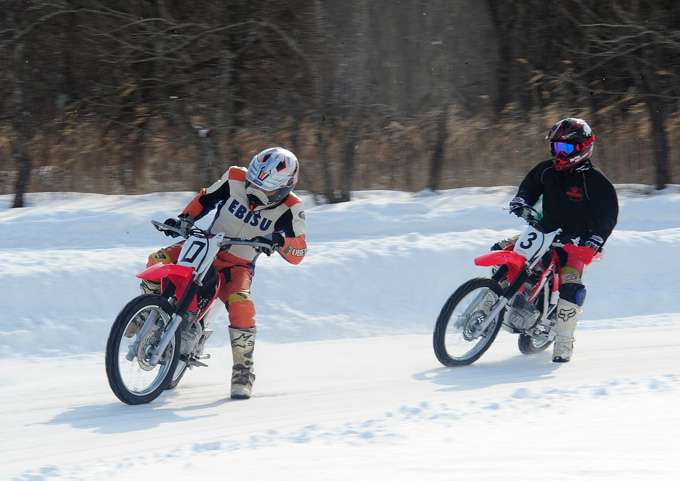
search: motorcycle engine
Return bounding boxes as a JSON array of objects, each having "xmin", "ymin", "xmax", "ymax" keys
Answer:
[
  {"xmin": 179, "ymin": 314, "xmax": 201, "ymax": 354},
  {"xmin": 505, "ymin": 292, "xmax": 540, "ymax": 331}
]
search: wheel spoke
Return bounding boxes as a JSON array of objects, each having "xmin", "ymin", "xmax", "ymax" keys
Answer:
[
  {"xmin": 106, "ymin": 295, "xmax": 180, "ymax": 404},
  {"xmin": 433, "ymin": 278, "xmax": 505, "ymax": 366}
]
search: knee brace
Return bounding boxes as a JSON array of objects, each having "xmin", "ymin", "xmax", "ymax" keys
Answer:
[{"xmin": 559, "ymin": 282, "xmax": 587, "ymax": 307}]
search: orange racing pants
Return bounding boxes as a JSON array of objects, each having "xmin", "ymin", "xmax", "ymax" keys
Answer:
[{"xmin": 147, "ymin": 243, "xmax": 256, "ymax": 329}]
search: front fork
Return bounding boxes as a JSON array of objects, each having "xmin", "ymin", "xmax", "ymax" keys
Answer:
[
  {"xmin": 128, "ymin": 282, "xmax": 200, "ymax": 366},
  {"xmin": 126, "ymin": 308, "xmax": 162, "ymax": 362},
  {"xmin": 477, "ymin": 267, "xmax": 531, "ymax": 336},
  {"xmin": 150, "ymin": 282, "xmax": 200, "ymax": 365}
]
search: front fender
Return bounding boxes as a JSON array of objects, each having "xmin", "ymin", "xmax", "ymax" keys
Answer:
[
  {"xmin": 474, "ymin": 250, "xmax": 525, "ymax": 283},
  {"xmin": 136, "ymin": 263, "xmax": 198, "ymax": 311},
  {"xmin": 136, "ymin": 262, "xmax": 194, "ymax": 283}
]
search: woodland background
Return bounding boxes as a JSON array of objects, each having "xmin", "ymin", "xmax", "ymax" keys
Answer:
[{"xmin": 1, "ymin": 0, "xmax": 680, "ymax": 207}]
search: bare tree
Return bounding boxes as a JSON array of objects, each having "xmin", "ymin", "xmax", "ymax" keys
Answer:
[
  {"xmin": 3, "ymin": 0, "xmax": 679, "ymax": 201},
  {"xmin": 1, "ymin": 0, "xmax": 77, "ymax": 207},
  {"xmin": 556, "ymin": 0, "xmax": 679, "ymax": 188}
]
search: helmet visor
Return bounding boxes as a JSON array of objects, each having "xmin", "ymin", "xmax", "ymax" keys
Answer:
[
  {"xmin": 246, "ymin": 182, "xmax": 293, "ymax": 207},
  {"xmin": 249, "ymin": 183, "xmax": 277, "ymax": 200},
  {"xmin": 552, "ymin": 142, "xmax": 575, "ymax": 155}
]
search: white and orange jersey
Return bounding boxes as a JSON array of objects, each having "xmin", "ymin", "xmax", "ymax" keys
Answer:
[{"xmin": 181, "ymin": 167, "xmax": 306, "ymax": 265}]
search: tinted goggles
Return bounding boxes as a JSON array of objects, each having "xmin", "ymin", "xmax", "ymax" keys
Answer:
[{"xmin": 552, "ymin": 141, "xmax": 576, "ymax": 155}]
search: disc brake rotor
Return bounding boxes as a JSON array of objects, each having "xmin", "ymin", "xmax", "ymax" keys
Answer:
[
  {"xmin": 462, "ymin": 311, "xmax": 487, "ymax": 341},
  {"xmin": 136, "ymin": 330, "xmax": 162, "ymax": 371}
]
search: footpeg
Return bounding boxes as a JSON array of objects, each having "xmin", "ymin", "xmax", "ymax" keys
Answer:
[
  {"xmin": 189, "ymin": 358, "xmax": 209, "ymax": 368},
  {"xmin": 180, "ymin": 353, "xmax": 210, "ymax": 369}
]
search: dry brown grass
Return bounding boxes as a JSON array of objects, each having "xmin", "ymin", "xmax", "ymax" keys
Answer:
[{"xmin": 1, "ymin": 105, "xmax": 678, "ymax": 198}]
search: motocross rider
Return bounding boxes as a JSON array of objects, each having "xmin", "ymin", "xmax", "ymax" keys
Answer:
[
  {"xmin": 504, "ymin": 118, "xmax": 618, "ymax": 362},
  {"xmin": 142, "ymin": 147, "xmax": 307, "ymax": 399}
]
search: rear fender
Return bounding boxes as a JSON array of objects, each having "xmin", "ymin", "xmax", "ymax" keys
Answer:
[
  {"xmin": 563, "ymin": 243, "xmax": 598, "ymax": 265},
  {"xmin": 475, "ymin": 250, "xmax": 526, "ymax": 283}
]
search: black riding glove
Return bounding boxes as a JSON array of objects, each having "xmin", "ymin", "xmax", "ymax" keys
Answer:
[
  {"xmin": 555, "ymin": 232, "xmax": 580, "ymax": 246},
  {"xmin": 508, "ymin": 196, "xmax": 530, "ymax": 219},
  {"xmin": 252, "ymin": 233, "xmax": 285, "ymax": 256},
  {"xmin": 163, "ymin": 214, "xmax": 194, "ymax": 237},
  {"xmin": 585, "ymin": 234, "xmax": 604, "ymax": 253}
]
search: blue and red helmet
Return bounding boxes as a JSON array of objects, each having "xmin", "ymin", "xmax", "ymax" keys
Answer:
[{"xmin": 546, "ymin": 118, "xmax": 595, "ymax": 173}]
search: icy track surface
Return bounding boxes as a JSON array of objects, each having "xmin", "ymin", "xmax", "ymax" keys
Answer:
[{"xmin": 1, "ymin": 185, "xmax": 679, "ymax": 480}]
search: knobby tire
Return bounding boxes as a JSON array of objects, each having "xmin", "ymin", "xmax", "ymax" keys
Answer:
[
  {"xmin": 105, "ymin": 295, "xmax": 180, "ymax": 405},
  {"xmin": 433, "ymin": 277, "xmax": 505, "ymax": 367},
  {"xmin": 518, "ymin": 333, "xmax": 552, "ymax": 354}
]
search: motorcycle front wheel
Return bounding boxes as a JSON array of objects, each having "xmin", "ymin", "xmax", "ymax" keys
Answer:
[
  {"xmin": 106, "ymin": 295, "xmax": 181, "ymax": 405},
  {"xmin": 167, "ymin": 360, "xmax": 189, "ymax": 390},
  {"xmin": 433, "ymin": 277, "xmax": 504, "ymax": 367}
]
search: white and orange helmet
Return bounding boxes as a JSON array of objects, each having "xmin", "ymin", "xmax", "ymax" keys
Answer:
[{"xmin": 245, "ymin": 147, "xmax": 299, "ymax": 210}]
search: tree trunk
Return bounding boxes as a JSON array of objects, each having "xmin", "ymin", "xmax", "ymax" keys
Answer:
[
  {"xmin": 644, "ymin": 95, "xmax": 670, "ymax": 190},
  {"xmin": 12, "ymin": 42, "xmax": 31, "ymax": 208},
  {"xmin": 316, "ymin": 122, "xmax": 334, "ymax": 202},
  {"xmin": 638, "ymin": 43, "xmax": 671, "ymax": 190},
  {"xmin": 12, "ymin": 146, "xmax": 31, "ymax": 208},
  {"xmin": 486, "ymin": 0, "xmax": 512, "ymax": 118},
  {"xmin": 337, "ymin": 123, "xmax": 357, "ymax": 203},
  {"xmin": 428, "ymin": 104, "xmax": 450, "ymax": 191},
  {"xmin": 312, "ymin": 0, "xmax": 335, "ymax": 203},
  {"xmin": 336, "ymin": 2, "xmax": 371, "ymax": 203}
]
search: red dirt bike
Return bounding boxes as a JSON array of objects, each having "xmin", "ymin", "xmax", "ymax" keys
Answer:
[
  {"xmin": 433, "ymin": 206, "xmax": 600, "ymax": 367},
  {"xmin": 105, "ymin": 221, "xmax": 269, "ymax": 405}
]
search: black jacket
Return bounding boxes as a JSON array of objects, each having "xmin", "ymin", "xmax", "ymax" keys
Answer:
[{"xmin": 516, "ymin": 160, "xmax": 618, "ymax": 244}]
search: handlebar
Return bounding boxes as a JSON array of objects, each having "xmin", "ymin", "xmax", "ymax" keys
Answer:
[
  {"xmin": 516, "ymin": 206, "xmax": 568, "ymax": 245},
  {"xmin": 512, "ymin": 211, "xmax": 601, "ymax": 263},
  {"xmin": 517, "ymin": 204, "xmax": 541, "ymax": 225},
  {"xmin": 151, "ymin": 220, "xmax": 274, "ymax": 251}
]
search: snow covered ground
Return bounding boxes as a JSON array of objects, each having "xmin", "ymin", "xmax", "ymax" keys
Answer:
[{"xmin": 1, "ymin": 185, "xmax": 679, "ymax": 480}]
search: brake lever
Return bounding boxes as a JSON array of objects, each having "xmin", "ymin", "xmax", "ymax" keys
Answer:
[{"xmin": 151, "ymin": 220, "xmax": 188, "ymax": 238}]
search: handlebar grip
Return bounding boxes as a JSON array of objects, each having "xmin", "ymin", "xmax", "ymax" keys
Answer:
[{"xmin": 151, "ymin": 220, "xmax": 187, "ymax": 238}]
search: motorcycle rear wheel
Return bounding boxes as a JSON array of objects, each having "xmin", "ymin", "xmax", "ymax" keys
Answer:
[
  {"xmin": 433, "ymin": 277, "xmax": 504, "ymax": 366},
  {"xmin": 106, "ymin": 295, "xmax": 181, "ymax": 405},
  {"xmin": 518, "ymin": 333, "xmax": 552, "ymax": 354}
]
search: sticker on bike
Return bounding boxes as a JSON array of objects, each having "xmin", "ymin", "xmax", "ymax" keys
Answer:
[
  {"xmin": 179, "ymin": 238, "xmax": 207, "ymax": 267},
  {"xmin": 513, "ymin": 226, "xmax": 544, "ymax": 260}
]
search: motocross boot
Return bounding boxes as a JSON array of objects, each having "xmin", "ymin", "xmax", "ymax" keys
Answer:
[
  {"xmin": 140, "ymin": 279, "xmax": 161, "ymax": 295},
  {"xmin": 229, "ymin": 326, "xmax": 256, "ymax": 399},
  {"xmin": 491, "ymin": 234, "xmax": 520, "ymax": 251},
  {"xmin": 552, "ymin": 298, "xmax": 580, "ymax": 362},
  {"xmin": 124, "ymin": 310, "xmax": 149, "ymax": 338},
  {"xmin": 124, "ymin": 281, "xmax": 163, "ymax": 337}
]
